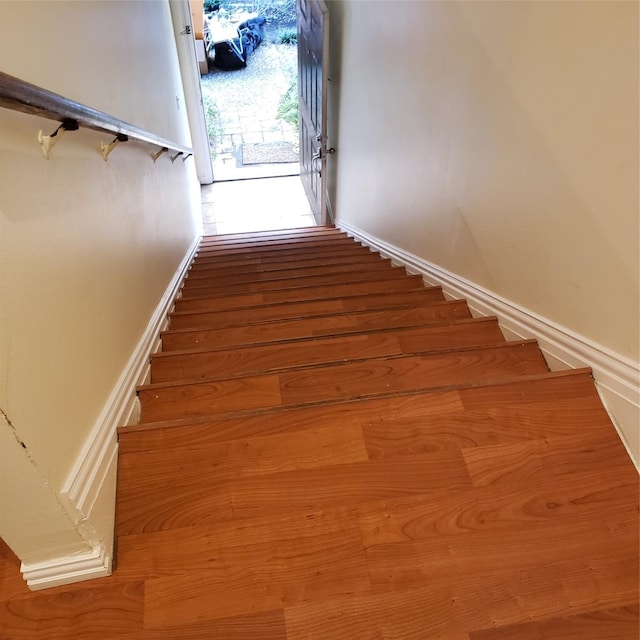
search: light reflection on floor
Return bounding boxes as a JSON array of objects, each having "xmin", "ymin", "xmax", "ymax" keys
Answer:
[{"xmin": 201, "ymin": 176, "xmax": 316, "ymax": 236}]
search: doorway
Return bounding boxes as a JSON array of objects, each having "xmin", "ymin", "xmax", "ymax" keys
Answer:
[{"xmin": 199, "ymin": 0, "xmax": 301, "ymax": 181}]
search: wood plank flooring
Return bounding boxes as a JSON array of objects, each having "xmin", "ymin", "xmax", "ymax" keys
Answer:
[{"xmin": 1, "ymin": 226, "xmax": 637, "ymax": 639}]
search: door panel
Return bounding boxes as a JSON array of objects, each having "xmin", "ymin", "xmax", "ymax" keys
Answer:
[{"xmin": 297, "ymin": 0, "xmax": 329, "ymax": 224}]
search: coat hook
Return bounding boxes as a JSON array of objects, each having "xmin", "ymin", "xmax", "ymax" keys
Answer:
[
  {"xmin": 38, "ymin": 118, "xmax": 79, "ymax": 159},
  {"xmin": 182, "ymin": 153, "xmax": 193, "ymax": 162},
  {"xmin": 100, "ymin": 133, "xmax": 128, "ymax": 161},
  {"xmin": 151, "ymin": 147, "xmax": 168, "ymax": 163},
  {"xmin": 170, "ymin": 151, "xmax": 183, "ymax": 163}
]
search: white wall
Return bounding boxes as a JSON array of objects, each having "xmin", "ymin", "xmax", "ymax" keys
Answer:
[
  {"xmin": 329, "ymin": 0, "xmax": 638, "ymax": 457},
  {"xmin": 0, "ymin": 0, "xmax": 202, "ymax": 585}
]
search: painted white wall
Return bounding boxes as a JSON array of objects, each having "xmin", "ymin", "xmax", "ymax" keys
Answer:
[
  {"xmin": 329, "ymin": 0, "xmax": 638, "ymax": 448},
  {"xmin": 330, "ymin": 0, "xmax": 638, "ymax": 361},
  {"xmin": 0, "ymin": 0, "xmax": 201, "ymax": 580}
]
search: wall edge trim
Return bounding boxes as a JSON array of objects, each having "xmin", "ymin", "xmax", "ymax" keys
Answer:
[
  {"xmin": 37, "ymin": 235, "xmax": 202, "ymax": 590},
  {"xmin": 21, "ymin": 545, "xmax": 112, "ymax": 591},
  {"xmin": 339, "ymin": 221, "xmax": 639, "ymax": 469}
]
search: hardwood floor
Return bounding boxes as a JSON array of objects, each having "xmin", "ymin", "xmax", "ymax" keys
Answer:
[{"xmin": 1, "ymin": 226, "xmax": 637, "ymax": 639}]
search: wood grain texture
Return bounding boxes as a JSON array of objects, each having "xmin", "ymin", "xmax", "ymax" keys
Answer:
[
  {"xmin": 4, "ymin": 228, "xmax": 637, "ymax": 638},
  {"xmin": 169, "ymin": 287, "xmax": 446, "ymax": 330},
  {"xmin": 195, "ymin": 235, "xmax": 359, "ymax": 257},
  {"xmin": 361, "ymin": 397, "xmax": 616, "ymax": 459},
  {"xmin": 356, "ymin": 464, "xmax": 639, "ymax": 546},
  {"xmin": 118, "ymin": 610, "xmax": 287, "ymax": 640},
  {"xmin": 275, "ymin": 342, "xmax": 548, "ymax": 404},
  {"xmin": 118, "ymin": 423, "xmax": 369, "ymax": 493},
  {"xmin": 0, "ymin": 581, "xmax": 144, "ymax": 639},
  {"xmin": 364, "ymin": 509, "xmax": 638, "ymax": 590},
  {"xmin": 284, "ymin": 553, "xmax": 639, "ymax": 640},
  {"xmin": 119, "ymin": 371, "xmax": 596, "ymax": 452},
  {"xmin": 184, "ymin": 252, "xmax": 392, "ymax": 283},
  {"xmin": 143, "ymin": 522, "xmax": 370, "ymax": 627},
  {"xmin": 193, "ymin": 237, "xmax": 364, "ymax": 262},
  {"xmin": 179, "ymin": 265, "xmax": 409, "ymax": 297},
  {"xmin": 120, "ymin": 386, "xmax": 465, "ymax": 453},
  {"xmin": 189, "ymin": 242, "xmax": 374, "ymax": 271},
  {"xmin": 138, "ymin": 342, "xmax": 549, "ymax": 422},
  {"xmin": 469, "ymin": 604, "xmax": 640, "ymax": 640},
  {"xmin": 165, "ymin": 298, "xmax": 464, "ymax": 347},
  {"xmin": 162, "ymin": 300, "xmax": 470, "ymax": 351},
  {"xmin": 174, "ymin": 275, "xmax": 426, "ymax": 313},
  {"xmin": 150, "ymin": 319, "xmax": 505, "ymax": 383},
  {"xmin": 138, "ymin": 374, "xmax": 282, "ymax": 422},
  {"xmin": 461, "ymin": 431, "xmax": 631, "ymax": 486}
]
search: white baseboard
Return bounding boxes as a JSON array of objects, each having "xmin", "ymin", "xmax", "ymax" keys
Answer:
[
  {"xmin": 22, "ymin": 545, "xmax": 112, "ymax": 591},
  {"xmin": 28, "ymin": 236, "xmax": 201, "ymax": 591},
  {"xmin": 339, "ymin": 221, "xmax": 640, "ymax": 469}
]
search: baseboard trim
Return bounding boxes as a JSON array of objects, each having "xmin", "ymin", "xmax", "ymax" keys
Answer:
[
  {"xmin": 22, "ymin": 545, "xmax": 112, "ymax": 591},
  {"xmin": 339, "ymin": 221, "xmax": 640, "ymax": 469},
  {"xmin": 41, "ymin": 236, "xmax": 201, "ymax": 590}
]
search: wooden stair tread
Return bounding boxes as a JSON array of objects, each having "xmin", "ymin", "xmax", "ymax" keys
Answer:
[
  {"xmin": 195, "ymin": 234, "xmax": 361, "ymax": 258},
  {"xmin": 197, "ymin": 233, "xmax": 349, "ymax": 253},
  {"xmin": 467, "ymin": 604, "xmax": 640, "ymax": 640},
  {"xmin": 149, "ymin": 318, "xmax": 506, "ymax": 384},
  {"xmin": 173, "ymin": 276, "xmax": 426, "ymax": 313},
  {"xmin": 200, "ymin": 225, "xmax": 340, "ymax": 243},
  {"xmin": 191, "ymin": 242, "xmax": 372, "ymax": 268},
  {"xmin": 137, "ymin": 340, "xmax": 549, "ymax": 422},
  {"xmin": 116, "ymin": 443, "xmax": 634, "ymax": 536},
  {"xmin": 157, "ymin": 315, "xmax": 496, "ymax": 357},
  {"xmin": 184, "ymin": 256, "xmax": 394, "ymax": 286},
  {"xmin": 118, "ymin": 419, "xmax": 626, "ymax": 495},
  {"xmin": 188, "ymin": 246, "xmax": 377, "ymax": 273},
  {"xmin": 120, "ymin": 368, "xmax": 603, "ymax": 448},
  {"xmin": 169, "ymin": 289, "xmax": 448, "ymax": 331},
  {"xmin": 178, "ymin": 265, "xmax": 409, "ymax": 298},
  {"xmin": 163, "ymin": 300, "xmax": 471, "ymax": 349}
]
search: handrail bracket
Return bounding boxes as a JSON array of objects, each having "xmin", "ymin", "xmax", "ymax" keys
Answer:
[
  {"xmin": 100, "ymin": 133, "xmax": 129, "ymax": 161},
  {"xmin": 38, "ymin": 118, "xmax": 79, "ymax": 159}
]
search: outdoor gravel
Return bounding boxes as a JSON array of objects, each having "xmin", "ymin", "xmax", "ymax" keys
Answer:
[{"xmin": 200, "ymin": 37, "xmax": 299, "ymax": 167}]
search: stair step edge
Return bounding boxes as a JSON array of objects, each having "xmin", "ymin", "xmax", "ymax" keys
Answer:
[
  {"xmin": 178, "ymin": 267, "xmax": 410, "ymax": 296},
  {"xmin": 181, "ymin": 263, "xmax": 402, "ymax": 290},
  {"xmin": 137, "ymin": 339, "xmax": 541, "ymax": 392},
  {"xmin": 147, "ymin": 336, "xmax": 511, "ymax": 386},
  {"xmin": 168, "ymin": 286, "xmax": 447, "ymax": 320},
  {"xmin": 120, "ymin": 368, "xmax": 594, "ymax": 437},
  {"xmin": 200, "ymin": 226, "xmax": 339, "ymax": 243},
  {"xmin": 174, "ymin": 275, "xmax": 426, "ymax": 305},
  {"xmin": 152, "ymin": 316, "xmax": 501, "ymax": 359}
]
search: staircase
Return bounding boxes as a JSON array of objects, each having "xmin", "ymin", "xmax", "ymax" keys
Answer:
[{"xmin": 117, "ymin": 226, "xmax": 638, "ymax": 638}]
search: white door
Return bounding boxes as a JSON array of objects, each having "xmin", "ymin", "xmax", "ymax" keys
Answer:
[{"xmin": 297, "ymin": 0, "xmax": 329, "ymax": 225}]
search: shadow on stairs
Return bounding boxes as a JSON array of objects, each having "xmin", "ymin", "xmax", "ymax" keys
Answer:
[{"xmin": 114, "ymin": 225, "xmax": 638, "ymax": 637}]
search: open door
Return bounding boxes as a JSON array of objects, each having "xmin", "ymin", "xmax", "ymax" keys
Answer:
[{"xmin": 297, "ymin": 0, "xmax": 329, "ymax": 225}]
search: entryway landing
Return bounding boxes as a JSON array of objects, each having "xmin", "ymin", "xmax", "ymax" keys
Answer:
[{"xmin": 201, "ymin": 176, "xmax": 316, "ymax": 235}]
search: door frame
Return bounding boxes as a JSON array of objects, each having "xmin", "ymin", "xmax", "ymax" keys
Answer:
[{"xmin": 168, "ymin": 0, "xmax": 214, "ymax": 185}]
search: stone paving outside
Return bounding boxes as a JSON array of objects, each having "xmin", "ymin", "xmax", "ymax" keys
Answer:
[{"xmin": 200, "ymin": 34, "xmax": 299, "ymax": 180}]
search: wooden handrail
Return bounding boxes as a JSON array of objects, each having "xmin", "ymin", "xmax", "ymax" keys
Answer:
[{"xmin": 0, "ymin": 72, "xmax": 192, "ymax": 156}]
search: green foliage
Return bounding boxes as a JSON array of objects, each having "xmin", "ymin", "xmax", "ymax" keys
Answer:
[
  {"xmin": 277, "ymin": 81, "xmax": 298, "ymax": 130},
  {"xmin": 203, "ymin": 0, "xmax": 230, "ymax": 13},
  {"xmin": 203, "ymin": 0, "xmax": 296, "ymax": 28},
  {"xmin": 279, "ymin": 28, "xmax": 297, "ymax": 44},
  {"xmin": 202, "ymin": 92, "xmax": 221, "ymax": 159},
  {"xmin": 252, "ymin": 0, "xmax": 296, "ymax": 24}
]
